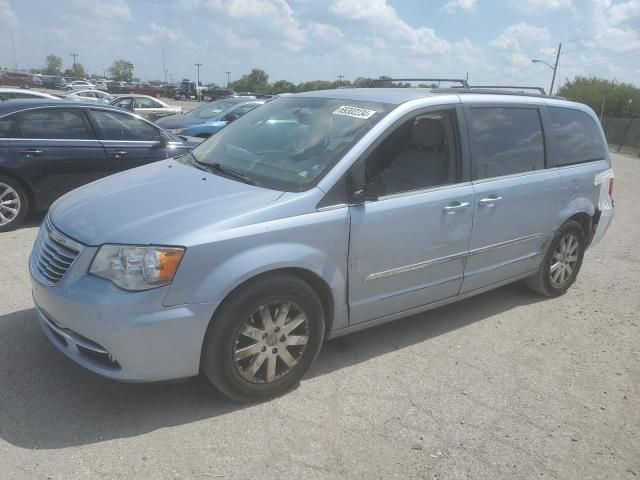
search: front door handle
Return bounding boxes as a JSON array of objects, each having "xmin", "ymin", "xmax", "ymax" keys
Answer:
[
  {"xmin": 478, "ymin": 196, "xmax": 503, "ymax": 207},
  {"xmin": 443, "ymin": 201, "xmax": 470, "ymax": 214},
  {"xmin": 19, "ymin": 149, "xmax": 43, "ymax": 157},
  {"xmin": 109, "ymin": 150, "xmax": 129, "ymax": 159}
]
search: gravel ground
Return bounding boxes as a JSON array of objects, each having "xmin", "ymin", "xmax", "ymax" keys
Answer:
[{"xmin": 0, "ymin": 153, "xmax": 638, "ymax": 480}]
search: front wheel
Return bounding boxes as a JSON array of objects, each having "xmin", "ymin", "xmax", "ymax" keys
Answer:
[
  {"xmin": 525, "ymin": 220, "xmax": 586, "ymax": 297},
  {"xmin": 201, "ymin": 273, "xmax": 325, "ymax": 402},
  {"xmin": 0, "ymin": 176, "xmax": 29, "ymax": 232}
]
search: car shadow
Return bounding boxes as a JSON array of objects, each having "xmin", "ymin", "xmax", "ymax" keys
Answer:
[{"xmin": 0, "ymin": 283, "xmax": 544, "ymax": 449}]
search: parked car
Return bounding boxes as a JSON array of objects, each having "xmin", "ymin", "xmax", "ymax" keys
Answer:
[
  {"xmin": 63, "ymin": 80, "xmax": 95, "ymax": 91},
  {"xmin": 202, "ymin": 86, "xmax": 234, "ymax": 101},
  {"xmin": 109, "ymin": 94, "xmax": 182, "ymax": 122},
  {"xmin": 26, "ymin": 89, "xmax": 614, "ymax": 401},
  {"xmin": 127, "ymin": 83, "xmax": 162, "ymax": 98},
  {"xmin": 156, "ymin": 98, "xmax": 264, "ymax": 138},
  {"xmin": 0, "ymin": 71, "xmax": 34, "ymax": 89},
  {"xmin": 64, "ymin": 89, "xmax": 114, "ymax": 103},
  {"xmin": 0, "ymin": 100, "xmax": 203, "ymax": 231},
  {"xmin": 173, "ymin": 79, "xmax": 204, "ymax": 100},
  {"xmin": 41, "ymin": 75, "xmax": 66, "ymax": 89},
  {"xmin": 32, "ymin": 74, "xmax": 44, "ymax": 87},
  {"xmin": 0, "ymin": 88, "xmax": 60, "ymax": 101},
  {"xmin": 94, "ymin": 80, "xmax": 108, "ymax": 91}
]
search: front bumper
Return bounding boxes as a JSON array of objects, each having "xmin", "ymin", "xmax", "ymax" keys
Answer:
[{"xmin": 31, "ymin": 273, "xmax": 218, "ymax": 382}]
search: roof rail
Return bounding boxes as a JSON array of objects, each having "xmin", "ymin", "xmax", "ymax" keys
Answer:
[
  {"xmin": 372, "ymin": 78, "xmax": 469, "ymax": 88},
  {"xmin": 465, "ymin": 85, "xmax": 547, "ymax": 95}
]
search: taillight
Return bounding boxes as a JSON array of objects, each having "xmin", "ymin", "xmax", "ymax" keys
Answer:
[{"xmin": 609, "ymin": 178, "xmax": 614, "ymax": 199}]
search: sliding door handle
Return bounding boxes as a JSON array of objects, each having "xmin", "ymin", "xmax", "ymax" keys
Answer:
[
  {"xmin": 19, "ymin": 149, "xmax": 43, "ymax": 157},
  {"xmin": 478, "ymin": 196, "xmax": 503, "ymax": 207},
  {"xmin": 109, "ymin": 150, "xmax": 129, "ymax": 159}
]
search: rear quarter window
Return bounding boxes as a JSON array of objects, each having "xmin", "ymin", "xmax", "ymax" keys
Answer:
[{"xmin": 548, "ymin": 107, "xmax": 606, "ymax": 166}]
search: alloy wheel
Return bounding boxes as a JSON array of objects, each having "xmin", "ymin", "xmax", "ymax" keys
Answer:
[
  {"xmin": 549, "ymin": 233, "xmax": 579, "ymax": 287},
  {"xmin": 0, "ymin": 182, "xmax": 21, "ymax": 226},
  {"xmin": 233, "ymin": 301, "xmax": 310, "ymax": 384}
]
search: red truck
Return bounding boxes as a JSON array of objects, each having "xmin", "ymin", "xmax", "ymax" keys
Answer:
[
  {"xmin": 0, "ymin": 71, "xmax": 35, "ymax": 89},
  {"xmin": 127, "ymin": 83, "xmax": 162, "ymax": 98}
]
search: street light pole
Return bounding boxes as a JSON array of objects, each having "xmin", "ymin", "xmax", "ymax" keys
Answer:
[
  {"xmin": 532, "ymin": 42, "xmax": 562, "ymax": 95},
  {"xmin": 226, "ymin": 71, "xmax": 231, "ymax": 88},
  {"xmin": 70, "ymin": 53, "xmax": 78, "ymax": 66},
  {"xmin": 195, "ymin": 63, "xmax": 202, "ymax": 86},
  {"xmin": 337, "ymin": 74, "xmax": 344, "ymax": 87}
]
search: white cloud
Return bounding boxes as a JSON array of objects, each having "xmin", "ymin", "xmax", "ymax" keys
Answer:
[
  {"xmin": 511, "ymin": 0, "xmax": 572, "ymax": 12},
  {"xmin": 137, "ymin": 23, "xmax": 195, "ymax": 48},
  {"xmin": 0, "ymin": 0, "xmax": 18, "ymax": 27},
  {"xmin": 442, "ymin": 0, "xmax": 477, "ymax": 13},
  {"xmin": 490, "ymin": 22, "xmax": 552, "ymax": 67},
  {"xmin": 330, "ymin": 0, "xmax": 452, "ymax": 55}
]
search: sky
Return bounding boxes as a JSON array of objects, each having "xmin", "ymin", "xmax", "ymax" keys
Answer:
[{"xmin": 1, "ymin": 0, "xmax": 640, "ymax": 92}]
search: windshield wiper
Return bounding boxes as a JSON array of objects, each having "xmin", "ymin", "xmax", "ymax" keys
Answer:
[{"xmin": 203, "ymin": 161, "xmax": 257, "ymax": 186}]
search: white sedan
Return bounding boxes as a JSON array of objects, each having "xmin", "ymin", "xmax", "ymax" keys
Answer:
[
  {"xmin": 63, "ymin": 80, "xmax": 96, "ymax": 91},
  {"xmin": 64, "ymin": 89, "xmax": 114, "ymax": 103},
  {"xmin": 109, "ymin": 94, "xmax": 182, "ymax": 122}
]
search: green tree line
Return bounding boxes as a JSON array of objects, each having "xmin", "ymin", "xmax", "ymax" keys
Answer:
[{"xmin": 558, "ymin": 76, "xmax": 640, "ymax": 118}]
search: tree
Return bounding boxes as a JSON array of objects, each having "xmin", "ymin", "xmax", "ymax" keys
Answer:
[
  {"xmin": 558, "ymin": 76, "xmax": 640, "ymax": 118},
  {"xmin": 44, "ymin": 54, "xmax": 63, "ymax": 75},
  {"xmin": 109, "ymin": 59, "xmax": 134, "ymax": 81},
  {"xmin": 296, "ymin": 80, "xmax": 333, "ymax": 92},
  {"xmin": 63, "ymin": 63, "xmax": 86, "ymax": 79},
  {"xmin": 271, "ymin": 80, "xmax": 296, "ymax": 94},
  {"xmin": 230, "ymin": 69, "xmax": 270, "ymax": 93}
]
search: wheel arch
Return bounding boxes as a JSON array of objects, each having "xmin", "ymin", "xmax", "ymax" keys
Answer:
[{"xmin": 0, "ymin": 168, "xmax": 35, "ymax": 209}]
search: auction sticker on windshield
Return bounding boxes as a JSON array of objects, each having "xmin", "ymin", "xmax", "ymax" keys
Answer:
[{"xmin": 332, "ymin": 105, "xmax": 377, "ymax": 119}]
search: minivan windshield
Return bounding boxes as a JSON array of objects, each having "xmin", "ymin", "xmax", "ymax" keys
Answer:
[
  {"xmin": 191, "ymin": 97, "xmax": 393, "ymax": 191},
  {"xmin": 187, "ymin": 99, "xmax": 240, "ymax": 120}
]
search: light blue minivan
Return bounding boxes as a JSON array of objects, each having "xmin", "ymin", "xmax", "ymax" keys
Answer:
[{"xmin": 29, "ymin": 88, "xmax": 614, "ymax": 401}]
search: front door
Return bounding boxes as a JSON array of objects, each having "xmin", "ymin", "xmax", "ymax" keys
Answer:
[
  {"xmin": 88, "ymin": 108, "xmax": 170, "ymax": 172},
  {"xmin": 6, "ymin": 107, "xmax": 108, "ymax": 209},
  {"xmin": 461, "ymin": 105, "xmax": 565, "ymax": 293},
  {"xmin": 348, "ymin": 107, "xmax": 474, "ymax": 325}
]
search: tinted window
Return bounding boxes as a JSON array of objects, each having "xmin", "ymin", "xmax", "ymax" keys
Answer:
[
  {"xmin": 90, "ymin": 109, "xmax": 161, "ymax": 141},
  {"xmin": 549, "ymin": 107, "xmax": 605, "ymax": 165},
  {"xmin": 468, "ymin": 107, "xmax": 544, "ymax": 180},
  {"xmin": 16, "ymin": 108, "xmax": 92, "ymax": 139},
  {"xmin": 0, "ymin": 117, "xmax": 17, "ymax": 138},
  {"xmin": 366, "ymin": 110, "xmax": 459, "ymax": 195}
]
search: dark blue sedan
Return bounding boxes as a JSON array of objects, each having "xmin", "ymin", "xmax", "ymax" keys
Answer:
[{"xmin": 0, "ymin": 99, "xmax": 202, "ymax": 230}]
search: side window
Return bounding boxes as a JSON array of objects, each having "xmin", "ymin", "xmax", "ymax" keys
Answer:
[
  {"xmin": 134, "ymin": 97, "xmax": 155, "ymax": 109},
  {"xmin": 114, "ymin": 98, "xmax": 133, "ymax": 109},
  {"xmin": 90, "ymin": 109, "xmax": 161, "ymax": 141},
  {"xmin": 468, "ymin": 107, "xmax": 544, "ymax": 180},
  {"xmin": 224, "ymin": 104, "xmax": 259, "ymax": 122},
  {"xmin": 365, "ymin": 109, "xmax": 459, "ymax": 196},
  {"xmin": 0, "ymin": 116, "xmax": 18, "ymax": 138},
  {"xmin": 16, "ymin": 108, "xmax": 93, "ymax": 139},
  {"xmin": 548, "ymin": 107, "xmax": 606, "ymax": 165}
]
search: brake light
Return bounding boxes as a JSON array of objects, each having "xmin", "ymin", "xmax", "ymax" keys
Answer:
[{"xmin": 609, "ymin": 178, "xmax": 614, "ymax": 199}]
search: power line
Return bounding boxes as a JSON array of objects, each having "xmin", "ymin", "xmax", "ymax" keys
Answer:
[{"xmin": 563, "ymin": 49, "xmax": 640, "ymax": 69}]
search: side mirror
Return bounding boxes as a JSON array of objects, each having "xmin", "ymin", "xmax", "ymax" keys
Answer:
[{"xmin": 152, "ymin": 133, "xmax": 168, "ymax": 149}]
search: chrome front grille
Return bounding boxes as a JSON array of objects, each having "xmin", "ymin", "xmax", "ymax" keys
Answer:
[{"xmin": 31, "ymin": 218, "xmax": 83, "ymax": 286}]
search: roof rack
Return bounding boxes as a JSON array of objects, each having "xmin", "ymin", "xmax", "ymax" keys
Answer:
[
  {"xmin": 372, "ymin": 78, "xmax": 469, "ymax": 88},
  {"xmin": 468, "ymin": 85, "xmax": 547, "ymax": 95},
  {"xmin": 433, "ymin": 86, "xmax": 554, "ymax": 98}
]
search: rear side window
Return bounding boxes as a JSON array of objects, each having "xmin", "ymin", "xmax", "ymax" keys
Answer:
[
  {"xmin": 0, "ymin": 117, "xmax": 17, "ymax": 138},
  {"xmin": 468, "ymin": 107, "xmax": 545, "ymax": 180},
  {"xmin": 16, "ymin": 108, "xmax": 93, "ymax": 139},
  {"xmin": 548, "ymin": 107, "xmax": 606, "ymax": 165},
  {"xmin": 89, "ymin": 109, "xmax": 161, "ymax": 141}
]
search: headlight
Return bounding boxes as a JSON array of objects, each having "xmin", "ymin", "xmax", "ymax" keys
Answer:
[
  {"xmin": 168, "ymin": 128, "xmax": 186, "ymax": 134},
  {"xmin": 89, "ymin": 245, "xmax": 185, "ymax": 291}
]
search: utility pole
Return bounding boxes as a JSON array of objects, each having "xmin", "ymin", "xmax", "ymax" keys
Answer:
[
  {"xmin": 126, "ymin": 62, "xmax": 133, "ymax": 82},
  {"xmin": 226, "ymin": 71, "xmax": 231, "ymax": 88},
  {"xmin": 70, "ymin": 53, "xmax": 78, "ymax": 66},
  {"xmin": 549, "ymin": 42, "xmax": 562, "ymax": 95},
  {"xmin": 162, "ymin": 48, "xmax": 166, "ymax": 83},
  {"xmin": 337, "ymin": 74, "xmax": 344, "ymax": 87},
  {"xmin": 195, "ymin": 63, "xmax": 202, "ymax": 86}
]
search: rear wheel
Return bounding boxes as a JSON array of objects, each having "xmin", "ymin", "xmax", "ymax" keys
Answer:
[
  {"xmin": 525, "ymin": 220, "xmax": 585, "ymax": 297},
  {"xmin": 201, "ymin": 273, "xmax": 325, "ymax": 402},
  {"xmin": 0, "ymin": 176, "xmax": 29, "ymax": 232}
]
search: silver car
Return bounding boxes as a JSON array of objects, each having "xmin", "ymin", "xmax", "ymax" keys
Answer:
[{"xmin": 29, "ymin": 88, "xmax": 614, "ymax": 401}]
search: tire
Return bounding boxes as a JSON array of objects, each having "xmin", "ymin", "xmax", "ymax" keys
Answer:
[
  {"xmin": 525, "ymin": 220, "xmax": 586, "ymax": 297},
  {"xmin": 201, "ymin": 273, "xmax": 325, "ymax": 402},
  {"xmin": 180, "ymin": 94, "xmax": 186, "ymax": 101},
  {"xmin": 0, "ymin": 176, "xmax": 29, "ymax": 232}
]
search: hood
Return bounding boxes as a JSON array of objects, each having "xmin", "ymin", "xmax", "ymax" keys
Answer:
[
  {"xmin": 49, "ymin": 159, "xmax": 284, "ymax": 246},
  {"xmin": 156, "ymin": 114, "xmax": 199, "ymax": 129}
]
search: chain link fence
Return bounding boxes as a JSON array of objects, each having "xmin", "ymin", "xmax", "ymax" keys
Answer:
[{"xmin": 601, "ymin": 117, "xmax": 640, "ymax": 156}]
